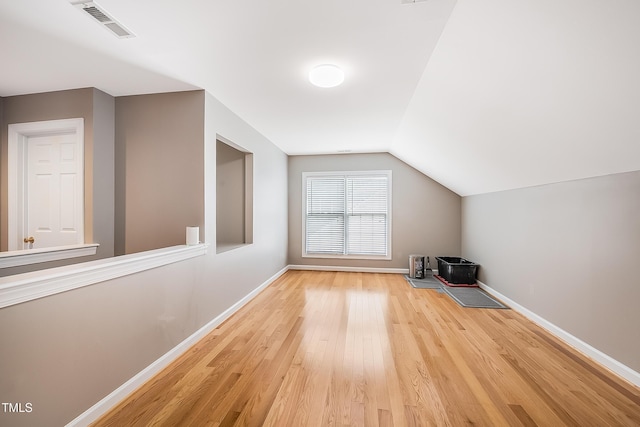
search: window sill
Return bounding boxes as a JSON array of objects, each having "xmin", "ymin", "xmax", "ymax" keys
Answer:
[
  {"xmin": 0, "ymin": 244, "xmax": 208, "ymax": 309},
  {"xmin": 0, "ymin": 244, "xmax": 100, "ymax": 269}
]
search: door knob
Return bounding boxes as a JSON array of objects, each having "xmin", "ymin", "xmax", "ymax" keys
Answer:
[{"xmin": 23, "ymin": 236, "xmax": 35, "ymax": 244}]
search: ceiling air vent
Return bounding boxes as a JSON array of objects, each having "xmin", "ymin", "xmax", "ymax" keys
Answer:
[{"xmin": 70, "ymin": 1, "xmax": 135, "ymax": 38}]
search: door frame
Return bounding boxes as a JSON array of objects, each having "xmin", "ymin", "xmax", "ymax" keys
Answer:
[{"xmin": 8, "ymin": 118, "xmax": 85, "ymax": 251}]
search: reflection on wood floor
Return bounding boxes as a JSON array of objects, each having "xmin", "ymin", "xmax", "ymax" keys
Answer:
[{"xmin": 93, "ymin": 270, "xmax": 640, "ymax": 426}]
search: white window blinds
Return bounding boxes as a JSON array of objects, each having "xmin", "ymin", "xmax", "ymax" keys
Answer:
[
  {"xmin": 304, "ymin": 171, "xmax": 391, "ymax": 258},
  {"xmin": 305, "ymin": 177, "xmax": 345, "ymax": 254}
]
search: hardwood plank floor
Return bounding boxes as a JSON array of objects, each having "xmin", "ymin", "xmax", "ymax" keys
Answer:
[{"xmin": 92, "ymin": 271, "xmax": 640, "ymax": 426}]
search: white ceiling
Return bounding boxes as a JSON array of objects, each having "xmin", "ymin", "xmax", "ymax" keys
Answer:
[{"xmin": 1, "ymin": 0, "xmax": 639, "ymax": 196}]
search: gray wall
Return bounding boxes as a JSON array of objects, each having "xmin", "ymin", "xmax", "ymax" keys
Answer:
[
  {"xmin": 462, "ymin": 170, "xmax": 640, "ymax": 372},
  {"xmin": 91, "ymin": 89, "xmax": 115, "ymax": 260},
  {"xmin": 202, "ymin": 91, "xmax": 288, "ymax": 307},
  {"xmin": 0, "ymin": 258, "xmax": 204, "ymax": 427},
  {"xmin": 0, "ymin": 90, "xmax": 288, "ymax": 427},
  {"xmin": 288, "ymin": 153, "xmax": 461, "ymax": 269},
  {"xmin": 115, "ymin": 91, "xmax": 205, "ymax": 255},
  {"xmin": 0, "ymin": 88, "xmax": 115, "ymax": 275}
]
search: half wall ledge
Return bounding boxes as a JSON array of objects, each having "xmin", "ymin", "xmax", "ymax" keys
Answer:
[
  {"xmin": 0, "ymin": 244, "xmax": 208, "ymax": 309},
  {"xmin": 0, "ymin": 244, "xmax": 100, "ymax": 269}
]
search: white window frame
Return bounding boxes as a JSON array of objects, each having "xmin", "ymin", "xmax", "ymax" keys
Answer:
[{"xmin": 302, "ymin": 170, "xmax": 392, "ymax": 260}]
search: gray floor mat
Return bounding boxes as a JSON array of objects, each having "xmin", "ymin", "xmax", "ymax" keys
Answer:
[
  {"xmin": 404, "ymin": 274, "xmax": 442, "ymax": 289},
  {"xmin": 442, "ymin": 286, "xmax": 508, "ymax": 309}
]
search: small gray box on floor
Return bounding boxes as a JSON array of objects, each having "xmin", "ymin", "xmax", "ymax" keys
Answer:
[{"xmin": 408, "ymin": 254, "xmax": 425, "ymax": 279}]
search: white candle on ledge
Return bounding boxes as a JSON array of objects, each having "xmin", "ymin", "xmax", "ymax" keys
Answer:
[{"xmin": 186, "ymin": 226, "xmax": 199, "ymax": 246}]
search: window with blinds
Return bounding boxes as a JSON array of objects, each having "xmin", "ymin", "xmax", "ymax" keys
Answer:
[{"xmin": 303, "ymin": 171, "xmax": 391, "ymax": 259}]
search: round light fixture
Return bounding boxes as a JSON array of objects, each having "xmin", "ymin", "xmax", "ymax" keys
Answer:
[{"xmin": 309, "ymin": 64, "xmax": 344, "ymax": 88}]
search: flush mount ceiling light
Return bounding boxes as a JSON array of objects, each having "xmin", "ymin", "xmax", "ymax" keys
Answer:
[{"xmin": 309, "ymin": 64, "xmax": 345, "ymax": 88}]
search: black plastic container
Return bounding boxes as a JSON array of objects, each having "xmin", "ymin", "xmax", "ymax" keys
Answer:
[{"xmin": 435, "ymin": 257, "xmax": 478, "ymax": 284}]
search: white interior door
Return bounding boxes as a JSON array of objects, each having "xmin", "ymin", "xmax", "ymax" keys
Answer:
[
  {"xmin": 25, "ymin": 132, "xmax": 82, "ymax": 249},
  {"xmin": 8, "ymin": 118, "xmax": 84, "ymax": 251}
]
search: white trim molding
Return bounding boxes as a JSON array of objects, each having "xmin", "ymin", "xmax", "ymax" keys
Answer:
[
  {"xmin": 289, "ymin": 264, "xmax": 408, "ymax": 274},
  {"xmin": 8, "ymin": 118, "xmax": 85, "ymax": 251},
  {"xmin": 477, "ymin": 280, "xmax": 640, "ymax": 388},
  {"xmin": 0, "ymin": 244, "xmax": 99, "ymax": 269},
  {"xmin": 0, "ymin": 244, "xmax": 208, "ymax": 309},
  {"xmin": 302, "ymin": 170, "xmax": 392, "ymax": 261},
  {"xmin": 66, "ymin": 265, "xmax": 289, "ymax": 427}
]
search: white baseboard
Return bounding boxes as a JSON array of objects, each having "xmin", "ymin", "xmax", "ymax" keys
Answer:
[
  {"xmin": 288, "ymin": 264, "xmax": 409, "ymax": 274},
  {"xmin": 478, "ymin": 280, "xmax": 640, "ymax": 388},
  {"xmin": 66, "ymin": 265, "xmax": 290, "ymax": 427}
]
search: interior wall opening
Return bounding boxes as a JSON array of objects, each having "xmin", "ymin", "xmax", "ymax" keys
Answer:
[{"xmin": 216, "ymin": 138, "xmax": 253, "ymax": 253}]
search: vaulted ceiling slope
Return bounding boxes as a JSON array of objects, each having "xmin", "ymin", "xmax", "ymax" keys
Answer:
[
  {"xmin": 1, "ymin": 0, "xmax": 639, "ymax": 196},
  {"xmin": 393, "ymin": 0, "xmax": 640, "ymax": 195}
]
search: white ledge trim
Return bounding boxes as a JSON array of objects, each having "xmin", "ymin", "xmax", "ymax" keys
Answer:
[
  {"xmin": 0, "ymin": 244, "xmax": 100, "ymax": 269},
  {"xmin": 0, "ymin": 244, "xmax": 208, "ymax": 309}
]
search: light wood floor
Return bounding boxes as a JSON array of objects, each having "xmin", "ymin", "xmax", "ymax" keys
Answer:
[{"xmin": 93, "ymin": 271, "xmax": 640, "ymax": 426}]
